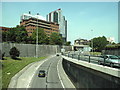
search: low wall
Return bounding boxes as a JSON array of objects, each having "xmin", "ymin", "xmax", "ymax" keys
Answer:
[
  {"xmin": 62, "ymin": 56, "xmax": 120, "ymax": 89},
  {"xmin": 1, "ymin": 43, "xmax": 72, "ymax": 57}
]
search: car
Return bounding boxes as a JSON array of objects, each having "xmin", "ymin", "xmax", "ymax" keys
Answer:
[
  {"xmin": 98, "ymin": 55, "xmax": 120, "ymax": 67},
  {"xmin": 38, "ymin": 70, "xmax": 46, "ymax": 77},
  {"xmin": 117, "ymin": 56, "xmax": 120, "ymax": 59}
]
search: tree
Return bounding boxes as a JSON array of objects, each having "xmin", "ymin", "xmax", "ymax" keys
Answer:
[
  {"xmin": 3, "ymin": 26, "xmax": 28, "ymax": 43},
  {"xmin": 49, "ymin": 32, "xmax": 63, "ymax": 45},
  {"xmin": 31, "ymin": 28, "xmax": 49, "ymax": 44},
  {"xmin": 65, "ymin": 41, "xmax": 71, "ymax": 46},
  {"xmin": 9, "ymin": 47, "xmax": 20, "ymax": 59},
  {"xmin": 2, "ymin": 32, "xmax": 7, "ymax": 42},
  {"xmin": 15, "ymin": 26, "xmax": 28, "ymax": 43},
  {"xmin": 90, "ymin": 36, "xmax": 108, "ymax": 52},
  {"xmin": 6, "ymin": 28, "xmax": 16, "ymax": 42}
]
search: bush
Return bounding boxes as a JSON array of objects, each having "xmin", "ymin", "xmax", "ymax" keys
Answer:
[{"xmin": 9, "ymin": 47, "xmax": 20, "ymax": 59}]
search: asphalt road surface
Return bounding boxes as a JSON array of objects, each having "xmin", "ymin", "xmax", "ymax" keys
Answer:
[{"xmin": 29, "ymin": 55, "xmax": 68, "ymax": 89}]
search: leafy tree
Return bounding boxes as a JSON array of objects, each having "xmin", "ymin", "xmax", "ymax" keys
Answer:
[
  {"xmin": 90, "ymin": 36, "xmax": 108, "ymax": 52},
  {"xmin": 2, "ymin": 32, "xmax": 7, "ymax": 42},
  {"xmin": 31, "ymin": 28, "xmax": 48, "ymax": 44},
  {"xmin": 26, "ymin": 36, "xmax": 33, "ymax": 44},
  {"xmin": 49, "ymin": 32, "xmax": 63, "ymax": 45},
  {"xmin": 3, "ymin": 26, "xmax": 28, "ymax": 43},
  {"xmin": 15, "ymin": 26, "xmax": 28, "ymax": 43},
  {"xmin": 65, "ymin": 41, "xmax": 71, "ymax": 46},
  {"xmin": 9, "ymin": 47, "xmax": 20, "ymax": 59}
]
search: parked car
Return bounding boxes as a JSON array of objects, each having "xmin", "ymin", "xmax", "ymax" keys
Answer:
[
  {"xmin": 38, "ymin": 70, "xmax": 46, "ymax": 77},
  {"xmin": 98, "ymin": 55, "xmax": 120, "ymax": 67},
  {"xmin": 117, "ymin": 56, "xmax": 120, "ymax": 59}
]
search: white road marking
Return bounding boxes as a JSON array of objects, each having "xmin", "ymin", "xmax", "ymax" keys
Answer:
[
  {"xmin": 57, "ymin": 58, "xmax": 65, "ymax": 89},
  {"xmin": 26, "ymin": 57, "xmax": 49, "ymax": 88}
]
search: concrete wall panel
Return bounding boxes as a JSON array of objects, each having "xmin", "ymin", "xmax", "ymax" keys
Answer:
[{"xmin": 1, "ymin": 43, "xmax": 72, "ymax": 57}]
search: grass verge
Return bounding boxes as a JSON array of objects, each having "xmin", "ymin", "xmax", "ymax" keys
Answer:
[
  {"xmin": 1, "ymin": 57, "xmax": 46, "ymax": 89},
  {"xmin": 90, "ymin": 52, "xmax": 101, "ymax": 56}
]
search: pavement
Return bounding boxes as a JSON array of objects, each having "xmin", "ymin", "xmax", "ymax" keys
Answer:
[{"xmin": 8, "ymin": 55, "xmax": 76, "ymax": 89}]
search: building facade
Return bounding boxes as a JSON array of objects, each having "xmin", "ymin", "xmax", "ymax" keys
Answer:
[
  {"xmin": 74, "ymin": 39, "xmax": 91, "ymax": 52},
  {"xmin": 74, "ymin": 39, "xmax": 90, "ymax": 45},
  {"xmin": 20, "ymin": 13, "xmax": 59, "ymax": 36},
  {"xmin": 0, "ymin": 27, "xmax": 10, "ymax": 32},
  {"xmin": 46, "ymin": 8, "xmax": 67, "ymax": 42},
  {"xmin": 107, "ymin": 37, "xmax": 115, "ymax": 43}
]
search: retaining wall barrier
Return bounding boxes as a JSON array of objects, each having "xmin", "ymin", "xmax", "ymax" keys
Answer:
[{"xmin": 62, "ymin": 55, "xmax": 120, "ymax": 89}]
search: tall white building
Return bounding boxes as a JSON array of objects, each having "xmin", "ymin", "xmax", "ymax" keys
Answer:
[{"xmin": 46, "ymin": 8, "xmax": 67, "ymax": 42}]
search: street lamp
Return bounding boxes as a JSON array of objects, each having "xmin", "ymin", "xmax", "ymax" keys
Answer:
[
  {"xmin": 91, "ymin": 30, "xmax": 93, "ymax": 55},
  {"xmin": 36, "ymin": 13, "xmax": 39, "ymax": 58}
]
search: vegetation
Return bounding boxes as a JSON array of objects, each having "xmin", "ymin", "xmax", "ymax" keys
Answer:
[
  {"xmin": 49, "ymin": 32, "xmax": 63, "ymax": 45},
  {"xmin": 65, "ymin": 41, "xmax": 71, "ymax": 46},
  {"xmin": 2, "ymin": 26, "xmax": 68, "ymax": 45},
  {"xmin": 2, "ymin": 26, "xmax": 28, "ymax": 43},
  {"xmin": 31, "ymin": 28, "xmax": 49, "ymax": 44},
  {"xmin": 90, "ymin": 36, "xmax": 109, "ymax": 52},
  {"xmin": 2, "ymin": 57, "xmax": 46, "ymax": 89},
  {"xmin": 105, "ymin": 44, "xmax": 120, "ymax": 50},
  {"xmin": 9, "ymin": 47, "xmax": 20, "ymax": 59},
  {"xmin": 90, "ymin": 52, "xmax": 101, "ymax": 56}
]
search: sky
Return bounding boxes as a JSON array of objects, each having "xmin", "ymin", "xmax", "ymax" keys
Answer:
[{"xmin": 1, "ymin": 2, "xmax": 118, "ymax": 44}]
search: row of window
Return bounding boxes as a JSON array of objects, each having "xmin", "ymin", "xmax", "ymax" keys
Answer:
[
  {"xmin": 52, "ymin": 29, "xmax": 58, "ymax": 32},
  {"xmin": 26, "ymin": 28, "xmax": 36, "ymax": 31}
]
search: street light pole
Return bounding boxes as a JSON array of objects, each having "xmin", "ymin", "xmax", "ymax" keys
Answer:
[
  {"xmin": 36, "ymin": 13, "xmax": 39, "ymax": 58},
  {"xmin": 91, "ymin": 30, "xmax": 93, "ymax": 55}
]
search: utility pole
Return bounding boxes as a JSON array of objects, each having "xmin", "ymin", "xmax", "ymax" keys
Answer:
[
  {"xmin": 91, "ymin": 30, "xmax": 93, "ymax": 55},
  {"xmin": 36, "ymin": 13, "xmax": 39, "ymax": 58}
]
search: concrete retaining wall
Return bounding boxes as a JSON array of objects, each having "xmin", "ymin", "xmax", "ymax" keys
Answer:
[
  {"xmin": 62, "ymin": 56, "xmax": 120, "ymax": 89},
  {"xmin": 1, "ymin": 43, "xmax": 72, "ymax": 57}
]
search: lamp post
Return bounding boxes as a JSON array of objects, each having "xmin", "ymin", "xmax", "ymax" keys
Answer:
[
  {"xmin": 36, "ymin": 13, "xmax": 39, "ymax": 58},
  {"xmin": 91, "ymin": 30, "xmax": 93, "ymax": 55}
]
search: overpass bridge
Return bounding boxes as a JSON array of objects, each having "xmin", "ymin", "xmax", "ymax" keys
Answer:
[{"xmin": 62, "ymin": 53, "xmax": 120, "ymax": 89}]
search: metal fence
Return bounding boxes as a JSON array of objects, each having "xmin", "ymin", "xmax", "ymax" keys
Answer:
[{"xmin": 63, "ymin": 52, "xmax": 120, "ymax": 68}]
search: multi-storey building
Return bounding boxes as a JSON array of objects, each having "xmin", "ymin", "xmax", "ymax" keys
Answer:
[
  {"xmin": 74, "ymin": 38, "xmax": 91, "ymax": 52},
  {"xmin": 46, "ymin": 8, "xmax": 67, "ymax": 42},
  {"xmin": 0, "ymin": 27, "xmax": 10, "ymax": 32},
  {"xmin": 20, "ymin": 13, "xmax": 59, "ymax": 36},
  {"xmin": 74, "ymin": 39, "xmax": 90, "ymax": 45}
]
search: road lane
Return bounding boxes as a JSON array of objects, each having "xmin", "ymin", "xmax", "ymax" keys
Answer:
[
  {"xmin": 47, "ymin": 56, "xmax": 62, "ymax": 88},
  {"xmin": 29, "ymin": 55, "xmax": 63, "ymax": 88}
]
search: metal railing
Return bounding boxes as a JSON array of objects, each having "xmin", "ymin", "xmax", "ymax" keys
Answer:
[{"xmin": 62, "ymin": 52, "xmax": 120, "ymax": 68}]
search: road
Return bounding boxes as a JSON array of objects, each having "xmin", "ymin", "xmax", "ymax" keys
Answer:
[{"xmin": 29, "ymin": 55, "xmax": 75, "ymax": 89}]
